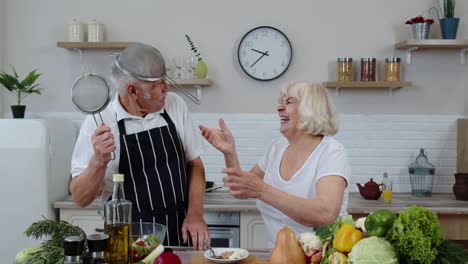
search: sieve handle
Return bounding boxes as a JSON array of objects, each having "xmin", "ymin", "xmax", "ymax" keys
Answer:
[
  {"xmin": 93, "ymin": 113, "xmax": 116, "ymax": 160},
  {"xmin": 165, "ymin": 75, "xmax": 201, "ymax": 105}
]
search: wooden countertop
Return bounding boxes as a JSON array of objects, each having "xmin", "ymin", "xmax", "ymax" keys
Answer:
[{"xmin": 54, "ymin": 192, "xmax": 468, "ymax": 215}]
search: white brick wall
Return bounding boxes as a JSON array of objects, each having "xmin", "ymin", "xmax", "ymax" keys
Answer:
[{"xmin": 28, "ymin": 112, "xmax": 461, "ymax": 193}]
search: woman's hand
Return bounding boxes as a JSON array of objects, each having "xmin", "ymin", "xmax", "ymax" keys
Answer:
[
  {"xmin": 222, "ymin": 168, "xmax": 266, "ymax": 199},
  {"xmin": 199, "ymin": 118, "xmax": 235, "ymax": 154}
]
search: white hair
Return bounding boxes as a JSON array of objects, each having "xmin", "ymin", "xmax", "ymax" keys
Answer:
[{"xmin": 280, "ymin": 81, "xmax": 338, "ymax": 135}]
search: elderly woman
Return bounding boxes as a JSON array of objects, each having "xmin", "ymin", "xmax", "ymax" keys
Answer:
[{"xmin": 199, "ymin": 81, "xmax": 350, "ymax": 247}]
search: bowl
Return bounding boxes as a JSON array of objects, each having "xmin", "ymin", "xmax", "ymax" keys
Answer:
[{"xmin": 131, "ymin": 222, "xmax": 167, "ymax": 243}]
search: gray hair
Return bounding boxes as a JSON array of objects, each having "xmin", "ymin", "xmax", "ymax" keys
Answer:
[{"xmin": 110, "ymin": 63, "xmax": 137, "ymax": 96}]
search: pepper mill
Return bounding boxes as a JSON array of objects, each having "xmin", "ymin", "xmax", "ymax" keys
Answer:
[
  {"xmin": 87, "ymin": 233, "xmax": 109, "ymax": 264},
  {"xmin": 63, "ymin": 236, "xmax": 84, "ymax": 264}
]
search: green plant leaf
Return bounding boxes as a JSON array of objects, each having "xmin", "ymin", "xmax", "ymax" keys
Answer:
[
  {"xmin": 11, "ymin": 65, "xmax": 19, "ymax": 79},
  {"xmin": 21, "ymin": 69, "xmax": 41, "ymax": 87}
]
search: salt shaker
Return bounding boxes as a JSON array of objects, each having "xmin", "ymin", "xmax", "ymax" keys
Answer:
[
  {"xmin": 88, "ymin": 19, "xmax": 104, "ymax": 42},
  {"xmin": 68, "ymin": 19, "xmax": 84, "ymax": 42}
]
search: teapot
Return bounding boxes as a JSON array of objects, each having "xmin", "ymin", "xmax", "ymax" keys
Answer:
[{"xmin": 356, "ymin": 178, "xmax": 382, "ymax": 200}]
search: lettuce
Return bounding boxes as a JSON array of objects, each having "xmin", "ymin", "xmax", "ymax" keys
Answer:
[
  {"xmin": 385, "ymin": 205, "xmax": 444, "ymax": 264},
  {"xmin": 348, "ymin": 237, "xmax": 398, "ymax": 264}
]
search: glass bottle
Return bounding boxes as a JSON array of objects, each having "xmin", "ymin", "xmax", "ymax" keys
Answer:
[
  {"xmin": 360, "ymin": 58, "xmax": 376, "ymax": 81},
  {"xmin": 104, "ymin": 174, "xmax": 132, "ymax": 264},
  {"xmin": 385, "ymin": 58, "xmax": 401, "ymax": 81},
  {"xmin": 381, "ymin": 172, "xmax": 392, "ymax": 203},
  {"xmin": 337, "ymin": 58, "xmax": 353, "ymax": 81},
  {"xmin": 408, "ymin": 148, "xmax": 435, "ymax": 197}
]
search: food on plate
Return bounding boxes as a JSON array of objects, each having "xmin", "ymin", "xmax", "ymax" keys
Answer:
[
  {"xmin": 218, "ymin": 250, "xmax": 247, "ymax": 260},
  {"xmin": 364, "ymin": 209, "xmax": 396, "ymax": 237},
  {"xmin": 298, "ymin": 232, "xmax": 322, "ymax": 257},
  {"xmin": 132, "ymin": 235, "xmax": 162, "ymax": 262},
  {"xmin": 332, "ymin": 224, "xmax": 363, "ymax": 253},
  {"xmin": 270, "ymin": 225, "xmax": 306, "ymax": 264},
  {"xmin": 347, "ymin": 236, "xmax": 398, "ymax": 264}
]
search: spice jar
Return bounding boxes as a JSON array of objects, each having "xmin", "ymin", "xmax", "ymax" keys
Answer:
[
  {"xmin": 337, "ymin": 58, "xmax": 353, "ymax": 81},
  {"xmin": 385, "ymin": 57, "xmax": 401, "ymax": 81},
  {"xmin": 360, "ymin": 58, "xmax": 376, "ymax": 81}
]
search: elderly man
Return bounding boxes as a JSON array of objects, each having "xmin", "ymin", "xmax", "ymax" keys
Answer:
[{"xmin": 70, "ymin": 43, "xmax": 209, "ymax": 249}]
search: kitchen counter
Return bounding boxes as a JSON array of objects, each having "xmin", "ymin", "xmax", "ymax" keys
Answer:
[{"xmin": 54, "ymin": 191, "xmax": 468, "ymax": 214}]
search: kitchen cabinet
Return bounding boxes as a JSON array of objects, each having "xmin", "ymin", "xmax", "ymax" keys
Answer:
[
  {"xmin": 395, "ymin": 39, "xmax": 468, "ymax": 64},
  {"xmin": 59, "ymin": 208, "xmax": 104, "ymax": 235},
  {"xmin": 323, "ymin": 81, "xmax": 413, "ymax": 96},
  {"xmin": 240, "ymin": 212, "xmax": 268, "ymax": 249}
]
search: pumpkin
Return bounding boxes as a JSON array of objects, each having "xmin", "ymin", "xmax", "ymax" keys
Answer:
[{"xmin": 270, "ymin": 225, "xmax": 306, "ymax": 264}]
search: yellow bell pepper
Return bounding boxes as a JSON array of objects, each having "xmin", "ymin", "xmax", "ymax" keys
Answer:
[
  {"xmin": 332, "ymin": 224, "xmax": 363, "ymax": 253},
  {"xmin": 328, "ymin": 251, "xmax": 348, "ymax": 264}
]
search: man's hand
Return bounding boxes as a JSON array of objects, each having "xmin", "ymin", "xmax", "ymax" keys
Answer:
[
  {"xmin": 182, "ymin": 214, "xmax": 210, "ymax": 250},
  {"xmin": 199, "ymin": 119, "xmax": 235, "ymax": 155},
  {"xmin": 91, "ymin": 124, "xmax": 115, "ymax": 166}
]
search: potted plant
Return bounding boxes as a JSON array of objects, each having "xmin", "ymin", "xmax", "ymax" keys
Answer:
[
  {"xmin": 436, "ymin": 0, "xmax": 459, "ymax": 39},
  {"xmin": 0, "ymin": 66, "xmax": 42, "ymax": 118},
  {"xmin": 185, "ymin": 34, "xmax": 207, "ymax": 79},
  {"xmin": 405, "ymin": 16, "xmax": 435, "ymax": 40}
]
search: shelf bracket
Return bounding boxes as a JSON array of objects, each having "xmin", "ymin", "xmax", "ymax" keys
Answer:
[
  {"xmin": 194, "ymin": 85, "xmax": 202, "ymax": 102},
  {"xmin": 405, "ymin": 47, "xmax": 419, "ymax": 64},
  {"xmin": 460, "ymin": 48, "xmax": 468, "ymax": 64},
  {"xmin": 388, "ymin": 87, "xmax": 397, "ymax": 96},
  {"xmin": 335, "ymin": 87, "xmax": 341, "ymax": 96}
]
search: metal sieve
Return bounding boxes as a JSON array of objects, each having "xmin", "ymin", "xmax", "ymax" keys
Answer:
[
  {"xmin": 114, "ymin": 43, "xmax": 201, "ymax": 105},
  {"xmin": 71, "ymin": 68, "xmax": 115, "ymax": 159}
]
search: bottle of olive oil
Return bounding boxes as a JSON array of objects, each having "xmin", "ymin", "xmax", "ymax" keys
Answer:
[{"xmin": 104, "ymin": 174, "xmax": 132, "ymax": 264}]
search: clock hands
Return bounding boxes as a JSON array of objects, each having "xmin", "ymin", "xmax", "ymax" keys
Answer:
[
  {"xmin": 250, "ymin": 50, "xmax": 269, "ymax": 68},
  {"xmin": 251, "ymin": 48, "xmax": 269, "ymax": 56}
]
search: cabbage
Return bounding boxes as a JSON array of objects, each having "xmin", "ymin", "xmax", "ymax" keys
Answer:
[
  {"xmin": 348, "ymin": 237, "xmax": 398, "ymax": 264},
  {"xmin": 14, "ymin": 246, "xmax": 42, "ymax": 264}
]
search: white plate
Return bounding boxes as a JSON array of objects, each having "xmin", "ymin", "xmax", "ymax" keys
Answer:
[{"xmin": 203, "ymin": 247, "xmax": 249, "ymax": 263}]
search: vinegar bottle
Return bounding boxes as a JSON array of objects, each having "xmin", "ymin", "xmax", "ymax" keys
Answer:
[
  {"xmin": 104, "ymin": 174, "xmax": 132, "ymax": 264},
  {"xmin": 382, "ymin": 172, "xmax": 393, "ymax": 203}
]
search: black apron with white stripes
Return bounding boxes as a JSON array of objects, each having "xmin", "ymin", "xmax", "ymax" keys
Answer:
[{"xmin": 118, "ymin": 111, "xmax": 189, "ymax": 246}]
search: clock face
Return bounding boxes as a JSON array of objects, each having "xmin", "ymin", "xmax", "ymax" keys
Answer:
[{"xmin": 238, "ymin": 26, "xmax": 292, "ymax": 81}]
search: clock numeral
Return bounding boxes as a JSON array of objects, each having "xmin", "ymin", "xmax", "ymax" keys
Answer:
[
  {"xmin": 244, "ymin": 61, "xmax": 249, "ymax": 68},
  {"xmin": 261, "ymin": 30, "xmax": 268, "ymax": 37},
  {"xmin": 262, "ymin": 72, "xmax": 267, "ymax": 77},
  {"xmin": 252, "ymin": 34, "xmax": 258, "ymax": 40},
  {"xmin": 247, "ymin": 41, "xmax": 253, "ymax": 47},
  {"xmin": 281, "ymin": 61, "xmax": 286, "ymax": 67},
  {"xmin": 252, "ymin": 68, "xmax": 256, "ymax": 74},
  {"xmin": 240, "ymin": 51, "xmax": 246, "ymax": 57},
  {"xmin": 273, "ymin": 69, "xmax": 278, "ymax": 75}
]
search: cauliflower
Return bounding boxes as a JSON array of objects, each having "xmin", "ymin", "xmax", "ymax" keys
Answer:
[
  {"xmin": 355, "ymin": 217, "xmax": 367, "ymax": 232},
  {"xmin": 298, "ymin": 232, "xmax": 323, "ymax": 257}
]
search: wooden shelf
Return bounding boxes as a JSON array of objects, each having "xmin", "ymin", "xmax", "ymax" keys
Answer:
[
  {"xmin": 323, "ymin": 81, "xmax": 413, "ymax": 96},
  {"xmin": 395, "ymin": 39, "xmax": 468, "ymax": 49},
  {"xmin": 57, "ymin": 41, "xmax": 138, "ymax": 49},
  {"xmin": 172, "ymin": 79, "xmax": 213, "ymax": 86},
  {"xmin": 395, "ymin": 40, "xmax": 468, "ymax": 64}
]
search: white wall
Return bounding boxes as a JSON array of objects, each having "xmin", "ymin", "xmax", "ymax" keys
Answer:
[{"xmin": 1, "ymin": 0, "xmax": 467, "ymax": 115}]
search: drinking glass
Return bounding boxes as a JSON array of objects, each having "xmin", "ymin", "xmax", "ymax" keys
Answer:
[{"xmin": 172, "ymin": 56, "xmax": 184, "ymax": 79}]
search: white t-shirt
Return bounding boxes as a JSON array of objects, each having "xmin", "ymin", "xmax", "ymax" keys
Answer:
[
  {"xmin": 71, "ymin": 92, "xmax": 204, "ymax": 200},
  {"xmin": 256, "ymin": 136, "xmax": 351, "ymax": 248}
]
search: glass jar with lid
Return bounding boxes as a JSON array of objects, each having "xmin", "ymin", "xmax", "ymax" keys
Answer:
[
  {"xmin": 337, "ymin": 58, "xmax": 353, "ymax": 81},
  {"xmin": 408, "ymin": 148, "xmax": 435, "ymax": 197},
  {"xmin": 385, "ymin": 57, "xmax": 401, "ymax": 81},
  {"xmin": 360, "ymin": 58, "xmax": 376, "ymax": 81}
]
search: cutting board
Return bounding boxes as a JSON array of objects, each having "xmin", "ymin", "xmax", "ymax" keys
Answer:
[
  {"xmin": 457, "ymin": 119, "xmax": 468, "ymax": 173},
  {"xmin": 189, "ymin": 254, "xmax": 268, "ymax": 264}
]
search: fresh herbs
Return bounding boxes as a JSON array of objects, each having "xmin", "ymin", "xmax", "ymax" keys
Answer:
[
  {"xmin": 185, "ymin": 34, "xmax": 202, "ymax": 61},
  {"xmin": 20, "ymin": 218, "xmax": 88, "ymax": 264},
  {"xmin": 435, "ymin": 240, "xmax": 468, "ymax": 264},
  {"xmin": 25, "ymin": 218, "xmax": 86, "ymax": 247}
]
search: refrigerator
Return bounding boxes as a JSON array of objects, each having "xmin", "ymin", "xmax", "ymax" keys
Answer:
[{"xmin": 0, "ymin": 119, "xmax": 76, "ymax": 261}]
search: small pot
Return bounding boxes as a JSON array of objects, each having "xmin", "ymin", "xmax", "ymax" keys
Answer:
[{"xmin": 11, "ymin": 105, "xmax": 26, "ymax": 118}]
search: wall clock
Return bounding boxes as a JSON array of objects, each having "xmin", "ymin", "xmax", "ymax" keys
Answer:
[{"xmin": 237, "ymin": 26, "xmax": 292, "ymax": 81}]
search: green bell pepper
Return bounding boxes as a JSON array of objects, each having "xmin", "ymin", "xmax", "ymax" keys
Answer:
[{"xmin": 364, "ymin": 209, "xmax": 397, "ymax": 237}]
